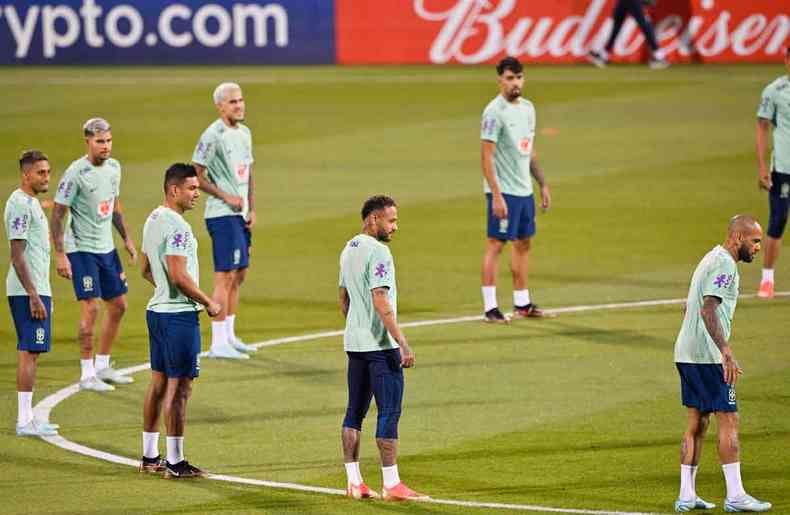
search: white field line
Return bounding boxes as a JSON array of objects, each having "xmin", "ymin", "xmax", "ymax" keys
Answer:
[{"xmin": 33, "ymin": 292, "xmax": 788, "ymax": 515}]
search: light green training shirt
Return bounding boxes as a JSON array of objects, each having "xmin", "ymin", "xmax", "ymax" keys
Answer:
[
  {"xmin": 54, "ymin": 156, "xmax": 121, "ymax": 254},
  {"xmin": 674, "ymin": 246, "xmax": 739, "ymax": 364},
  {"xmin": 757, "ymin": 75, "xmax": 790, "ymax": 174},
  {"xmin": 192, "ymin": 119, "xmax": 254, "ymax": 220},
  {"xmin": 5, "ymin": 189, "xmax": 51, "ymax": 297},
  {"xmin": 142, "ymin": 206, "xmax": 202, "ymax": 313},
  {"xmin": 339, "ymin": 234, "xmax": 399, "ymax": 353},
  {"xmin": 481, "ymin": 94, "xmax": 536, "ymax": 197}
]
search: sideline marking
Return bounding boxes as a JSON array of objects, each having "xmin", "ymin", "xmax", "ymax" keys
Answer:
[{"xmin": 34, "ymin": 292, "xmax": 788, "ymax": 514}]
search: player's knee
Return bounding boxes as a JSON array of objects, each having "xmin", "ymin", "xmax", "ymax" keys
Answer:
[
  {"xmin": 343, "ymin": 409, "xmax": 366, "ymax": 431},
  {"xmin": 109, "ymin": 297, "xmax": 127, "ymax": 318},
  {"xmin": 81, "ymin": 300, "xmax": 100, "ymax": 321},
  {"xmin": 375, "ymin": 409, "xmax": 401, "ymax": 439}
]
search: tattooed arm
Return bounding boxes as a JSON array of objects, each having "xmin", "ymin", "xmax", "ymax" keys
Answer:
[
  {"xmin": 371, "ymin": 287, "xmax": 414, "ymax": 367},
  {"xmin": 113, "ymin": 199, "xmax": 137, "ymax": 264},
  {"xmin": 700, "ymin": 295, "xmax": 741, "ymax": 385}
]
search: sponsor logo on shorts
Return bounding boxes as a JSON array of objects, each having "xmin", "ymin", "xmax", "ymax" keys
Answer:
[
  {"xmin": 499, "ymin": 218, "xmax": 508, "ymax": 233},
  {"xmin": 233, "ymin": 248, "xmax": 241, "ymax": 265},
  {"xmin": 781, "ymin": 182, "xmax": 789, "ymax": 199},
  {"xmin": 728, "ymin": 387, "xmax": 736, "ymax": 404},
  {"xmin": 196, "ymin": 355, "xmax": 201, "ymax": 372},
  {"xmin": 35, "ymin": 328, "xmax": 45, "ymax": 344},
  {"xmin": 83, "ymin": 276, "xmax": 94, "ymax": 292}
]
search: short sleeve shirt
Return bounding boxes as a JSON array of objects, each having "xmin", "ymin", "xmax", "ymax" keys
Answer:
[
  {"xmin": 339, "ymin": 234, "xmax": 398, "ymax": 353},
  {"xmin": 4, "ymin": 189, "xmax": 51, "ymax": 297},
  {"xmin": 192, "ymin": 119, "xmax": 254, "ymax": 220},
  {"xmin": 757, "ymin": 75, "xmax": 790, "ymax": 174},
  {"xmin": 674, "ymin": 246, "xmax": 739, "ymax": 364},
  {"xmin": 142, "ymin": 206, "xmax": 202, "ymax": 313},
  {"xmin": 54, "ymin": 156, "xmax": 121, "ymax": 254},
  {"xmin": 481, "ymin": 95, "xmax": 536, "ymax": 197}
]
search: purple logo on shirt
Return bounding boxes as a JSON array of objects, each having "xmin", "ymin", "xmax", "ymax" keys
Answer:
[
  {"xmin": 374, "ymin": 263, "xmax": 386, "ymax": 278},
  {"xmin": 11, "ymin": 215, "xmax": 27, "ymax": 233},
  {"xmin": 482, "ymin": 117, "xmax": 496, "ymax": 133},
  {"xmin": 58, "ymin": 180, "xmax": 73, "ymax": 198},
  {"xmin": 714, "ymin": 273, "xmax": 733, "ymax": 288},
  {"xmin": 172, "ymin": 232, "xmax": 188, "ymax": 249}
]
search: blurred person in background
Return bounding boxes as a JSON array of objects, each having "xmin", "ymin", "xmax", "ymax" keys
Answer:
[{"xmin": 587, "ymin": 0, "xmax": 669, "ymax": 69}]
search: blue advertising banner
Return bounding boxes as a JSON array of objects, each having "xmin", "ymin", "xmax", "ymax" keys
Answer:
[{"xmin": 0, "ymin": 0, "xmax": 335, "ymax": 64}]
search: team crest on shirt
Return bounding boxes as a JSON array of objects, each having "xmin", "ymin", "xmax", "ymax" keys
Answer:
[
  {"xmin": 83, "ymin": 276, "xmax": 94, "ymax": 292},
  {"xmin": 518, "ymin": 137, "xmax": 531, "ymax": 153},
  {"xmin": 98, "ymin": 199, "xmax": 112, "ymax": 217},
  {"xmin": 35, "ymin": 328, "xmax": 45, "ymax": 344},
  {"xmin": 713, "ymin": 273, "xmax": 734, "ymax": 289}
]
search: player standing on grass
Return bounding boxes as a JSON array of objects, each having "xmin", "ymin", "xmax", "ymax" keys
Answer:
[
  {"xmin": 756, "ymin": 47, "xmax": 790, "ymax": 299},
  {"xmin": 338, "ymin": 195, "xmax": 425, "ymax": 501},
  {"xmin": 7, "ymin": 151, "xmax": 58, "ymax": 437},
  {"xmin": 51, "ymin": 118, "xmax": 137, "ymax": 391},
  {"xmin": 673, "ymin": 215, "xmax": 771, "ymax": 513},
  {"xmin": 480, "ymin": 56, "xmax": 552, "ymax": 323},
  {"xmin": 139, "ymin": 164, "xmax": 220, "ymax": 478},
  {"xmin": 192, "ymin": 82, "xmax": 256, "ymax": 359}
]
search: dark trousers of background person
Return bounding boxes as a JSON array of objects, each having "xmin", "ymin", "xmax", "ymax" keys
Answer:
[{"xmin": 604, "ymin": 0, "xmax": 660, "ymax": 53}]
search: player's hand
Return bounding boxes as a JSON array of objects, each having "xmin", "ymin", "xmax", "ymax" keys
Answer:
[
  {"xmin": 56, "ymin": 252, "xmax": 72, "ymax": 279},
  {"xmin": 399, "ymin": 341, "xmax": 415, "ymax": 368},
  {"xmin": 29, "ymin": 294, "xmax": 47, "ymax": 320},
  {"xmin": 124, "ymin": 237, "xmax": 138, "ymax": 265},
  {"xmin": 246, "ymin": 210, "xmax": 257, "ymax": 229},
  {"xmin": 224, "ymin": 194, "xmax": 244, "ymax": 212},
  {"xmin": 540, "ymin": 184, "xmax": 551, "ymax": 212},
  {"xmin": 492, "ymin": 194, "xmax": 508, "ymax": 220},
  {"xmin": 758, "ymin": 170, "xmax": 772, "ymax": 191},
  {"xmin": 206, "ymin": 301, "xmax": 222, "ymax": 317},
  {"xmin": 721, "ymin": 346, "xmax": 743, "ymax": 385}
]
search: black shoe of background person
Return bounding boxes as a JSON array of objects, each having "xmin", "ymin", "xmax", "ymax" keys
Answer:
[
  {"xmin": 164, "ymin": 460, "xmax": 206, "ymax": 479},
  {"xmin": 484, "ymin": 307, "xmax": 509, "ymax": 324}
]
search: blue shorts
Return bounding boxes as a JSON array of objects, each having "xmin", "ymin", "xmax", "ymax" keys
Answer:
[
  {"xmin": 676, "ymin": 363, "xmax": 737, "ymax": 413},
  {"xmin": 767, "ymin": 171, "xmax": 790, "ymax": 239},
  {"xmin": 147, "ymin": 310, "xmax": 201, "ymax": 379},
  {"xmin": 68, "ymin": 250, "xmax": 128, "ymax": 301},
  {"xmin": 343, "ymin": 349, "xmax": 404, "ymax": 439},
  {"xmin": 9, "ymin": 295, "xmax": 52, "ymax": 352},
  {"xmin": 206, "ymin": 215, "xmax": 251, "ymax": 272},
  {"xmin": 486, "ymin": 193, "xmax": 536, "ymax": 241}
]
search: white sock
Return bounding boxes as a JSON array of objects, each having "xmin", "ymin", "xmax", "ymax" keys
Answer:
[
  {"xmin": 513, "ymin": 289, "xmax": 531, "ymax": 307},
  {"xmin": 211, "ymin": 320, "xmax": 228, "ymax": 349},
  {"xmin": 80, "ymin": 359, "xmax": 95, "ymax": 381},
  {"xmin": 94, "ymin": 354, "xmax": 110, "ymax": 372},
  {"xmin": 17, "ymin": 391, "xmax": 33, "ymax": 426},
  {"xmin": 143, "ymin": 431, "xmax": 160, "ymax": 459},
  {"xmin": 482, "ymin": 286, "xmax": 497, "ymax": 312},
  {"xmin": 597, "ymin": 48, "xmax": 609, "ymax": 59},
  {"xmin": 722, "ymin": 462, "xmax": 746, "ymax": 500},
  {"xmin": 654, "ymin": 48, "xmax": 666, "ymax": 60},
  {"xmin": 382, "ymin": 464, "xmax": 400, "ymax": 489},
  {"xmin": 691, "ymin": 464, "xmax": 699, "ymax": 492},
  {"xmin": 679, "ymin": 464, "xmax": 696, "ymax": 501},
  {"xmin": 226, "ymin": 314, "xmax": 237, "ymax": 342},
  {"xmin": 166, "ymin": 436, "xmax": 184, "ymax": 464},
  {"xmin": 344, "ymin": 461, "xmax": 363, "ymax": 485},
  {"xmin": 762, "ymin": 268, "xmax": 774, "ymax": 283}
]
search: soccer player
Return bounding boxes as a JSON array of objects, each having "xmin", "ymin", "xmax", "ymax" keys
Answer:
[
  {"xmin": 756, "ymin": 47, "xmax": 790, "ymax": 299},
  {"xmin": 586, "ymin": 0, "xmax": 669, "ymax": 69},
  {"xmin": 51, "ymin": 118, "xmax": 136, "ymax": 391},
  {"xmin": 7, "ymin": 151, "xmax": 58, "ymax": 437},
  {"xmin": 192, "ymin": 82, "xmax": 256, "ymax": 359},
  {"xmin": 339, "ymin": 195, "xmax": 424, "ymax": 501},
  {"xmin": 480, "ymin": 56, "xmax": 552, "ymax": 323},
  {"xmin": 673, "ymin": 215, "xmax": 771, "ymax": 513},
  {"xmin": 139, "ymin": 163, "xmax": 220, "ymax": 478}
]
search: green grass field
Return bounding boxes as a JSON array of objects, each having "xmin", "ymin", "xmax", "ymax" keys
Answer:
[{"xmin": 0, "ymin": 65, "xmax": 788, "ymax": 514}]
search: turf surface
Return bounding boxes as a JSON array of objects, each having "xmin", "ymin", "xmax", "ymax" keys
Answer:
[{"xmin": 0, "ymin": 65, "xmax": 788, "ymax": 514}]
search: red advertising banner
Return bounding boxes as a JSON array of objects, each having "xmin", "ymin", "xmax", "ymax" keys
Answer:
[{"xmin": 336, "ymin": 0, "xmax": 789, "ymax": 64}]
